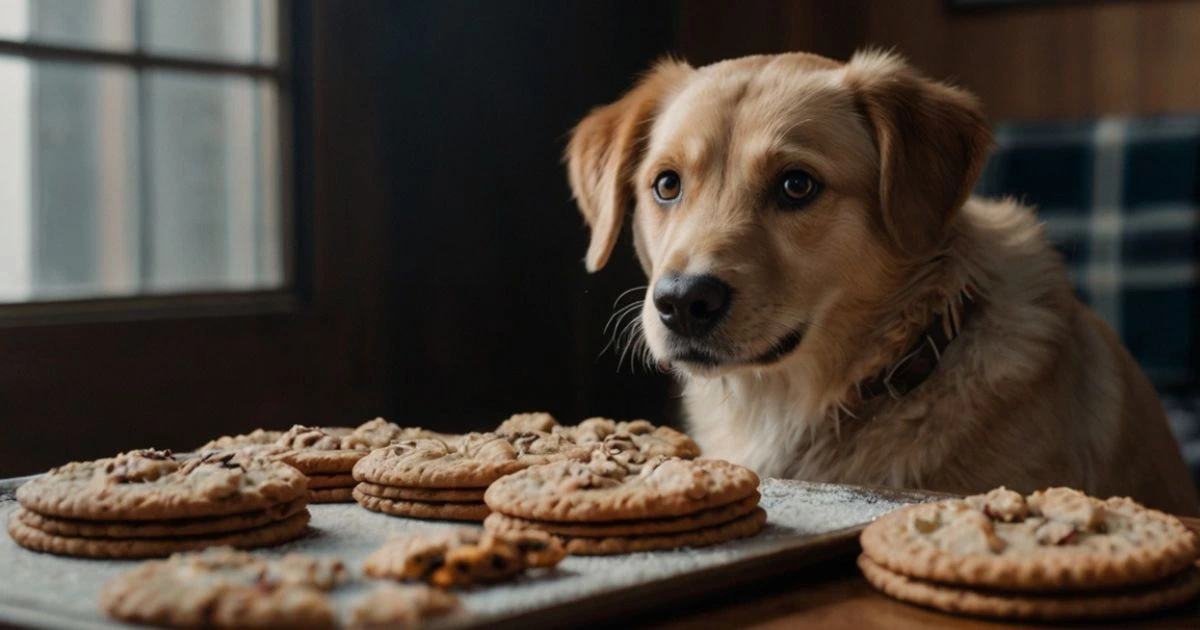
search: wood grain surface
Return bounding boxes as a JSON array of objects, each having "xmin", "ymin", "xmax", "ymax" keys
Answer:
[
  {"xmin": 676, "ymin": 0, "xmax": 1200, "ymax": 120},
  {"xmin": 650, "ymin": 516, "xmax": 1200, "ymax": 629}
]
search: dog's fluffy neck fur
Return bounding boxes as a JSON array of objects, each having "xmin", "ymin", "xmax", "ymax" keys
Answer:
[{"xmin": 682, "ymin": 198, "xmax": 1071, "ymax": 484}]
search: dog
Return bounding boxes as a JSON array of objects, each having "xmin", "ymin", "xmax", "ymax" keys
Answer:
[{"xmin": 564, "ymin": 50, "xmax": 1198, "ymax": 515}]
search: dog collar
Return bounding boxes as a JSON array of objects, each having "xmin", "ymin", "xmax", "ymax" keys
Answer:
[{"xmin": 856, "ymin": 289, "xmax": 977, "ymax": 402}]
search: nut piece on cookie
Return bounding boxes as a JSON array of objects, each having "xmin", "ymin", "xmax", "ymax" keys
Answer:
[
  {"xmin": 350, "ymin": 584, "xmax": 460, "ymax": 629},
  {"xmin": 1034, "ymin": 519, "xmax": 1079, "ymax": 546},
  {"xmin": 931, "ymin": 509, "xmax": 1008, "ymax": 554},
  {"xmin": 907, "ymin": 505, "xmax": 943, "ymax": 534},
  {"xmin": 965, "ymin": 486, "xmax": 1028, "ymax": 523},
  {"xmin": 1029, "ymin": 487, "xmax": 1107, "ymax": 532},
  {"xmin": 98, "ymin": 449, "xmax": 180, "ymax": 484}
]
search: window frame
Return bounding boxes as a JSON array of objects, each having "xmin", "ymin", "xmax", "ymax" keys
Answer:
[{"xmin": 0, "ymin": 0, "xmax": 304, "ymax": 326}]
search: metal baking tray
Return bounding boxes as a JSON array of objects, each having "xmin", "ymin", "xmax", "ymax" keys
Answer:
[{"xmin": 0, "ymin": 476, "xmax": 937, "ymax": 629}]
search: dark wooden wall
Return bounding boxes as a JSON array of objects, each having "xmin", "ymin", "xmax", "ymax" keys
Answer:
[
  {"xmin": 675, "ymin": 0, "xmax": 1200, "ymax": 120},
  {"xmin": 322, "ymin": 1, "xmax": 680, "ymax": 434}
]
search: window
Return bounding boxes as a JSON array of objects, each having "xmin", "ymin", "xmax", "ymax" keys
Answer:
[{"xmin": 0, "ymin": 0, "xmax": 286, "ymax": 305}]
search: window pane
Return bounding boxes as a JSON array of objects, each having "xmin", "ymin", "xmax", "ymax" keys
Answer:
[
  {"xmin": 0, "ymin": 0, "xmax": 134, "ymax": 50},
  {"xmin": 0, "ymin": 58, "xmax": 140, "ymax": 302},
  {"xmin": 0, "ymin": 61, "xmax": 282, "ymax": 303},
  {"xmin": 145, "ymin": 71, "xmax": 281, "ymax": 293},
  {"xmin": 143, "ymin": 0, "xmax": 277, "ymax": 64}
]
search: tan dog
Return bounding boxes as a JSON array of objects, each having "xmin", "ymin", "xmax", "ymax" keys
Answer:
[{"xmin": 565, "ymin": 50, "xmax": 1198, "ymax": 515}]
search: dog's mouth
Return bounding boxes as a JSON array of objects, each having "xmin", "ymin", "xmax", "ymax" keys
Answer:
[{"xmin": 667, "ymin": 327, "xmax": 806, "ymax": 370}]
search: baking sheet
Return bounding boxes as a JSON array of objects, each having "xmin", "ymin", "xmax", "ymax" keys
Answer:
[{"xmin": 0, "ymin": 477, "xmax": 937, "ymax": 629}]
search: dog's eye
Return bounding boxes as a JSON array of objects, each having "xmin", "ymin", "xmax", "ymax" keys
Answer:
[
  {"xmin": 779, "ymin": 170, "xmax": 821, "ymax": 208},
  {"xmin": 653, "ymin": 171, "xmax": 682, "ymax": 204}
]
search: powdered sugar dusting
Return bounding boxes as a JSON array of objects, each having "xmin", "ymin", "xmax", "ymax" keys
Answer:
[{"xmin": 0, "ymin": 478, "xmax": 931, "ymax": 628}]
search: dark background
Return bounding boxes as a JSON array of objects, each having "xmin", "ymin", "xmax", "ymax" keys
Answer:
[{"xmin": 2, "ymin": 0, "xmax": 1198, "ymax": 476}]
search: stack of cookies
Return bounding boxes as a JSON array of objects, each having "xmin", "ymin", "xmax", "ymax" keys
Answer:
[
  {"xmin": 483, "ymin": 454, "xmax": 766, "ymax": 555},
  {"xmin": 859, "ymin": 486, "xmax": 1200, "ymax": 621},
  {"xmin": 203, "ymin": 418, "xmax": 449, "ymax": 504},
  {"xmin": 8, "ymin": 449, "xmax": 311, "ymax": 559},
  {"xmin": 352, "ymin": 428, "xmax": 590, "ymax": 522},
  {"xmin": 563, "ymin": 417, "xmax": 701, "ymax": 460}
]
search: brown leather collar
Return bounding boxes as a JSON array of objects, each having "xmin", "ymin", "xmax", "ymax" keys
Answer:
[{"xmin": 856, "ymin": 290, "xmax": 977, "ymax": 402}]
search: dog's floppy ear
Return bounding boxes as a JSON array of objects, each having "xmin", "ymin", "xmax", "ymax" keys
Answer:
[
  {"xmin": 845, "ymin": 50, "xmax": 992, "ymax": 257},
  {"xmin": 565, "ymin": 59, "xmax": 692, "ymax": 272}
]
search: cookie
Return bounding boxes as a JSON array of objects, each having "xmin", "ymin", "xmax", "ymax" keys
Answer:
[
  {"xmin": 199, "ymin": 429, "xmax": 285, "ymax": 451},
  {"xmin": 272, "ymin": 426, "xmax": 369, "ymax": 474},
  {"xmin": 363, "ymin": 529, "xmax": 473, "ymax": 582},
  {"xmin": 490, "ymin": 527, "xmax": 566, "ymax": 568},
  {"xmin": 309, "ymin": 487, "xmax": 355, "ymax": 503},
  {"xmin": 859, "ymin": 487, "xmax": 1200, "ymax": 592},
  {"xmin": 353, "ymin": 489, "xmax": 490, "ymax": 522},
  {"xmin": 8, "ymin": 510, "xmax": 311, "ymax": 559},
  {"xmin": 566, "ymin": 417, "xmax": 701, "ymax": 459},
  {"xmin": 354, "ymin": 482, "xmax": 486, "ymax": 503},
  {"xmin": 352, "ymin": 432, "xmax": 589, "ymax": 488},
  {"xmin": 859, "ymin": 555, "xmax": 1200, "ymax": 621},
  {"xmin": 483, "ymin": 493, "xmax": 760, "ymax": 538},
  {"xmin": 14, "ymin": 497, "xmax": 306, "ymax": 539},
  {"xmin": 551, "ymin": 507, "xmax": 768, "ymax": 555},
  {"xmin": 484, "ymin": 455, "xmax": 760, "ymax": 521},
  {"xmin": 339, "ymin": 417, "xmax": 452, "ymax": 450},
  {"xmin": 432, "ymin": 539, "xmax": 523, "ymax": 587},
  {"xmin": 307, "ymin": 474, "xmax": 357, "ymax": 489},
  {"xmin": 497, "ymin": 412, "xmax": 560, "ymax": 434},
  {"xmin": 362, "ymin": 527, "xmax": 564, "ymax": 588},
  {"xmin": 349, "ymin": 584, "xmax": 460, "ymax": 628},
  {"xmin": 16, "ymin": 449, "xmax": 308, "ymax": 521},
  {"xmin": 275, "ymin": 421, "xmax": 455, "ymax": 475},
  {"xmin": 100, "ymin": 547, "xmax": 347, "ymax": 628}
]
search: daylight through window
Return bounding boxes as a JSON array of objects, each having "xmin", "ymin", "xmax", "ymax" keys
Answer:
[{"xmin": 0, "ymin": 0, "xmax": 284, "ymax": 303}]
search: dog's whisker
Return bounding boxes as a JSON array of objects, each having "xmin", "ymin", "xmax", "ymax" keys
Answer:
[
  {"xmin": 602, "ymin": 300, "xmax": 643, "ymax": 337},
  {"xmin": 611, "ymin": 285, "xmax": 648, "ymax": 309},
  {"xmin": 614, "ymin": 314, "xmax": 644, "ymax": 373},
  {"xmin": 599, "ymin": 299, "xmax": 645, "ymax": 362}
]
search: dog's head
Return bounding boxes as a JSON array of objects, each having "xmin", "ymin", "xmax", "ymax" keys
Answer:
[{"xmin": 567, "ymin": 51, "xmax": 991, "ymax": 378}]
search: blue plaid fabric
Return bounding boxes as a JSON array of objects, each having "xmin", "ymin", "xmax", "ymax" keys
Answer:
[{"xmin": 974, "ymin": 116, "xmax": 1200, "ymax": 482}]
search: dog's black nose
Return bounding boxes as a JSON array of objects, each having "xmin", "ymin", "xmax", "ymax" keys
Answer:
[{"xmin": 653, "ymin": 274, "xmax": 732, "ymax": 338}]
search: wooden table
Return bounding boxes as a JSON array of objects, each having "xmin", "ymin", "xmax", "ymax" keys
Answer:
[{"xmin": 647, "ymin": 517, "xmax": 1200, "ymax": 630}]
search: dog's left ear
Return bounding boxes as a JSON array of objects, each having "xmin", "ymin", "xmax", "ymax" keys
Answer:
[
  {"xmin": 845, "ymin": 50, "xmax": 992, "ymax": 258},
  {"xmin": 565, "ymin": 59, "xmax": 692, "ymax": 272}
]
